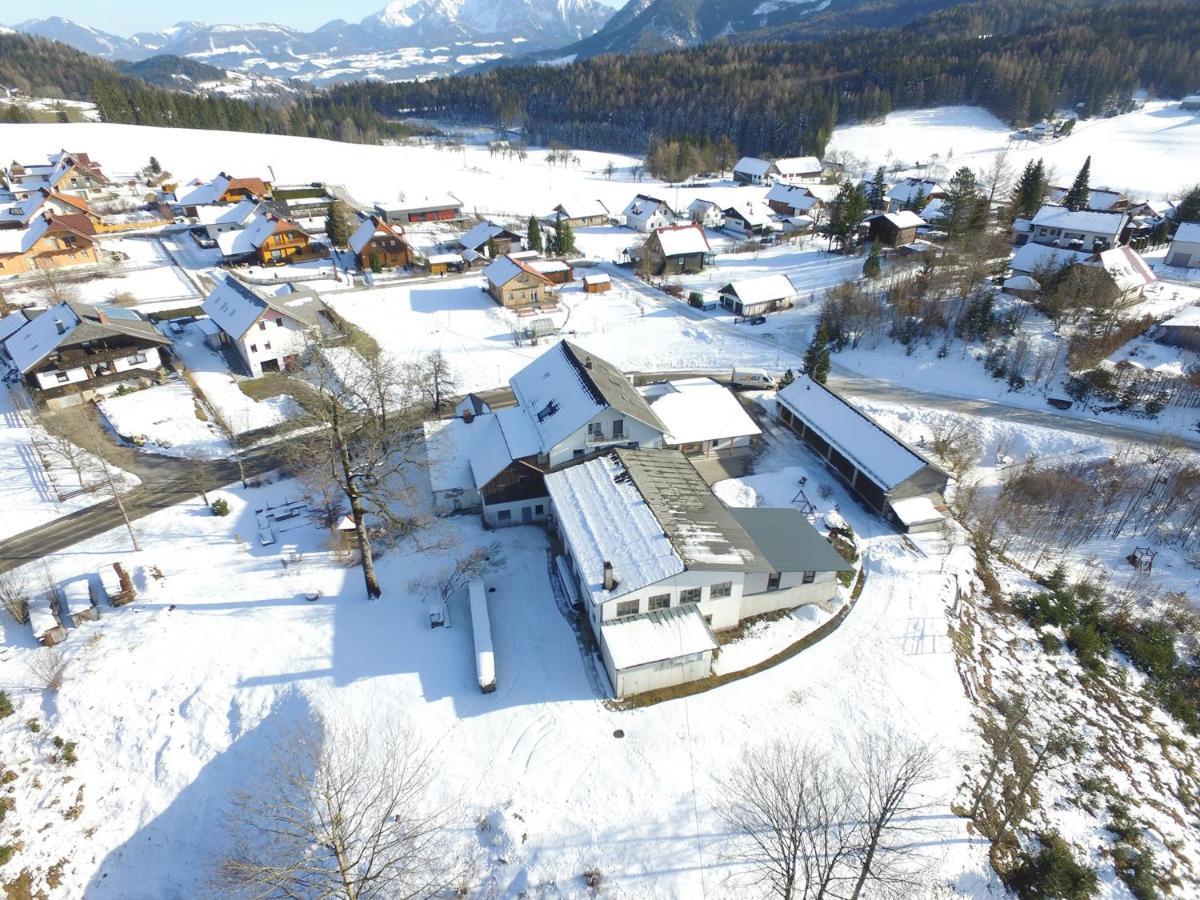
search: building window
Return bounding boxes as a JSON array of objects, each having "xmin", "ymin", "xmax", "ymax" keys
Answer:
[
  {"xmin": 802, "ymin": 571, "xmax": 816, "ymax": 584},
  {"xmin": 263, "ymin": 342, "xmax": 271, "ymax": 351},
  {"xmin": 648, "ymin": 594, "xmax": 670, "ymax": 611},
  {"xmin": 612, "ymin": 418, "xmax": 624, "ymax": 439},
  {"xmin": 703, "ymin": 614, "xmax": 713, "ymax": 625},
  {"xmin": 679, "ymin": 588, "xmax": 701, "ymax": 604},
  {"xmin": 249, "ymin": 344, "xmax": 258, "ymax": 353},
  {"xmin": 55, "ymin": 371, "xmax": 69, "ymax": 383},
  {"xmin": 710, "ymin": 581, "xmax": 732, "ymax": 599},
  {"xmin": 275, "ymin": 317, "xmax": 283, "ymax": 327},
  {"xmin": 573, "ymin": 449, "xmax": 585, "ymax": 458},
  {"xmin": 588, "ymin": 422, "xmax": 603, "ymax": 440},
  {"xmin": 259, "ymin": 321, "xmax": 267, "ymax": 331},
  {"xmin": 129, "ymin": 352, "xmax": 147, "ymax": 365},
  {"xmin": 767, "ymin": 572, "xmax": 781, "ymax": 591},
  {"xmin": 497, "ymin": 510, "xmax": 512, "ymax": 523},
  {"xmin": 535, "ymin": 504, "xmax": 544, "ymax": 515},
  {"xmin": 616, "ymin": 599, "xmax": 639, "ymax": 618}
]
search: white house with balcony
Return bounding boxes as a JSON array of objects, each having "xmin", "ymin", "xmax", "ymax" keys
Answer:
[{"xmin": 1029, "ymin": 205, "xmax": 1128, "ymax": 252}]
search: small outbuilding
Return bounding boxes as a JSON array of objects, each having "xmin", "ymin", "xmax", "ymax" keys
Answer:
[
  {"xmin": 718, "ymin": 274, "xmax": 796, "ymax": 316},
  {"xmin": 1166, "ymin": 222, "xmax": 1200, "ymax": 269},
  {"xmin": 867, "ymin": 211, "xmax": 925, "ymax": 247},
  {"xmin": 582, "ymin": 273, "xmax": 612, "ymax": 294},
  {"xmin": 1159, "ymin": 307, "xmax": 1200, "ymax": 352}
]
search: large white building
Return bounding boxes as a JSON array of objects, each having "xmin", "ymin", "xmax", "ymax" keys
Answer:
[{"xmin": 1029, "ymin": 205, "xmax": 1128, "ymax": 252}]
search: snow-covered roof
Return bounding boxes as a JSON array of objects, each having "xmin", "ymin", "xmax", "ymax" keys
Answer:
[
  {"xmin": 1091, "ymin": 246, "xmax": 1156, "ymax": 292},
  {"xmin": 733, "ymin": 157, "xmax": 777, "ymax": 178},
  {"xmin": 3, "ymin": 301, "xmax": 165, "ymax": 373},
  {"xmin": 201, "ymin": 277, "xmax": 325, "ymax": 341},
  {"xmin": 423, "ymin": 417, "xmax": 487, "ymax": 494},
  {"xmin": 774, "ymin": 156, "xmax": 823, "ymax": 178},
  {"xmin": 426, "ymin": 252, "xmax": 464, "ymax": 265},
  {"xmin": 582, "ymin": 273, "xmax": 611, "ymax": 286},
  {"xmin": 1030, "ymin": 205, "xmax": 1128, "ymax": 236},
  {"xmin": 349, "ymin": 216, "xmax": 406, "ymax": 255},
  {"xmin": 547, "ymin": 452, "xmax": 685, "ymax": 605},
  {"xmin": 875, "ymin": 210, "xmax": 926, "ymax": 229},
  {"xmin": 601, "ymin": 604, "xmax": 718, "ymax": 671},
  {"xmin": 0, "ymin": 310, "xmax": 32, "ymax": 345},
  {"xmin": 1173, "ymin": 222, "xmax": 1200, "ymax": 245},
  {"xmin": 484, "ymin": 254, "xmax": 551, "ymax": 288},
  {"xmin": 641, "ymin": 377, "xmax": 761, "ymax": 446},
  {"xmin": 622, "ymin": 194, "xmax": 673, "ymax": 219},
  {"xmin": 193, "ymin": 199, "xmax": 258, "ymax": 227},
  {"xmin": 550, "ymin": 199, "xmax": 608, "ymax": 220},
  {"xmin": 891, "ymin": 497, "xmax": 945, "ymax": 528},
  {"xmin": 1046, "ymin": 186, "xmax": 1124, "ymax": 211},
  {"xmin": 216, "ymin": 212, "xmax": 281, "ymax": 257},
  {"xmin": 724, "ymin": 202, "xmax": 775, "ymax": 228},
  {"xmin": 766, "ymin": 183, "xmax": 820, "ymax": 211},
  {"xmin": 887, "ymin": 178, "xmax": 944, "ymax": 203},
  {"xmin": 467, "ymin": 407, "xmax": 543, "ymax": 489},
  {"xmin": 0, "ymin": 215, "xmax": 50, "ymax": 255},
  {"xmin": 688, "ymin": 198, "xmax": 720, "ymax": 213},
  {"xmin": 921, "ymin": 198, "xmax": 946, "ymax": 221},
  {"xmin": 719, "ymin": 274, "xmax": 796, "ymax": 305},
  {"xmin": 459, "ymin": 220, "xmax": 512, "ymax": 251},
  {"xmin": 1161, "ymin": 306, "xmax": 1200, "ymax": 329},
  {"xmin": 177, "ymin": 175, "xmax": 231, "ymax": 207},
  {"xmin": 529, "ymin": 260, "xmax": 571, "ymax": 275},
  {"xmin": 777, "ymin": 375, "xmax": 935, "ymax": 492},
  {"xmin": 653, "ymin": 224, "xmax": 710, "ymax": 257},
  {"xmin": 1009, "ymin": 242, "xmax": 1092, "ymax": 275},
  {"xmin": 1004, "ymin": 274, "xmax": 1041, "ymax": 292}
]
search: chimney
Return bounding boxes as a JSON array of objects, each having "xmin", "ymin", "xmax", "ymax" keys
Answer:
[
  {"xmin": 603, "ymin": 561, "xmax": 615, "ymax": 591},
  {"xmin": 54, "ymin": 318, "xmax": 66, "ymax": 335},
  {"xmin": 462, "ymin": 409, "xmax": 475, "ymax": 424},
  {"xmin": 585, "ymin": 356, "xmax": 593, "ymax": 369}
]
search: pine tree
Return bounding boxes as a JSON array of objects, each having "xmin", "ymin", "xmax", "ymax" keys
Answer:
[
  {"xmin": 803, "ymin": 323, "xmax": 832, "ymax": 384},
  {"xmin": 527, "ymin": 215, "xmax": 544, "ymax": 254},
  {"xmin": 942, "ymin": 166, "xmax": 980, "ymax": 240},
  {"xmin": 324, "ymin": 200, "xmax": 354, "ymax": 249},
  {"xmin": 1063, "ymin": 156, "xmax": 1092, "ymax": 211},
  {"xmin": 148, "ymin": 156, "xmax": 161, "ymax": 175},
  {"xmin": 1175, "ymin": 185, "xmax": 1200, "ymax": 225},
  {"xmin": 863, "ymin": 244, "xmax": 882, "ymax": 278},
  {"xmin": 828, "ymin": 181, "xmax": 868, "ymax": 251},
  {"xmin": 553, "ymin": 217, "xmax": 576, "ymax": 256},
  {"xmin": 867, "ymin": 166, "xmax": 888, "ymax": 212},
  {"xmin": 1011, "ymin": 158, "xmax": 1048, "ymax": 221}
]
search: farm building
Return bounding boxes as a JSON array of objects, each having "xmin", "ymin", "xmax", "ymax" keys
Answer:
[
  {"xmin": 718, "ymin": 274, "xmax": 796, "ymax": 316},
  {"xmin": 1166, "ymin": 222, "xmax": 1200, "ymax": 269},
  {"xmin": 776, "ymin": 376, "xmax": 949, "ymax": 532},
  {"xmin": 640, "ymin": 377, "xmax": 760, "ymax": 459}
]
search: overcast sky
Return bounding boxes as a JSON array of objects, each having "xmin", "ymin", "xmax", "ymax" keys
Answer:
[{"xmin": 9, "ymin": 0, "xmax": 627, "ymax": 35}]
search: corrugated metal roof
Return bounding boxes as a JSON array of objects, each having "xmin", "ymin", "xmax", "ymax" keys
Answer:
[{"xmin": 728, "ymin": 508, "xmax": 852, "ymax": 574}]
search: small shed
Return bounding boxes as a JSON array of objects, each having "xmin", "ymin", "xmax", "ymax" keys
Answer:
[
  {"xmin": 60, "ymin": 577, "xmax": 99, "ymax": 626},
  {"xmin": 867, "ymin": 211, "xmax": 925, "ymax": 247},
  {"xmin": 424, "ymin": 252, "xmax": 463, "ymax": 275},
  {"xmin": 1166, "ymin": 222, "xmax": 1200, "ymax": 270},
  {"xmin": 1159, "ymin": 307, "xmax": 1200, "ymax": 352},
  {"xmin": 600, "ymin": 605, "xmax": 718, "ymax": 699},
  {"xmin": 29, "ymin": 593, "xmax": 66, "ymax": 646},
  {"xmin": 93, "ymin": 562, "xmax": 135, "ymax": 607},
  {"xmin": 529, "ymin": 259, "xmax": 574, "ymax": 284},
  {"xmin": 468, "ymin": 579, "xmax": 496, "ymax": 693},
  {"xmin": 334, "ymin": 515, "xmax": 358, "ymax": 550},
  {"xmin": 582, "ymin": 273, "xmax": 612, "ymax": 294}
]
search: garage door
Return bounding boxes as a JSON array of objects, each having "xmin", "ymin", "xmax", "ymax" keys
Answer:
[{"xmin": 1169, "ymin": 252, "xmax": 1194, "ymax": 268}]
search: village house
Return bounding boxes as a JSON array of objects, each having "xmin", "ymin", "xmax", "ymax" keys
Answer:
[
  {"xmin": 7, "ymin": 151, "xmax": 110, "ymax": 201},
  {"xmin": 639, "ymin": 377, "xmax": 760, "ymax": 459},
  {"xmin": 458, "ymin": 220, "xmax": 524, "ymax": 258},
  {"xmin": 200, "ymin": 277, "xmax": 337, "ymax": 377},
  {"xmin": 718, "ymin": 274, "xmax": 797, "ymax": 317},
  {"xmin": 687, "ymin": 199, "xmax": 723, "ymax": 229},
  {"xmin": 529, "ymin": 259, "xmax": 574, "ymax": 284},
  {"xmin": 866, "ymin": 210, "xmax": 926, "ymax": 247},
  {"xmin": 1090, "ymin": 245, "xmax": 1157, "ymax": 304},
  {"xmin": 349, "ymin": 215, "xmax": 411, "ymax": 271},
  {"xmin": 723, "ymin": 202, "xmax": 777, "ymax": 237},
  {"xmin": 640, "ymin": 224, "xmax": 712, "ymax": 276},
  {"xmin": 1008, "ymin": 242, "xmax": 1094, "ymax": 280},
  {"xmin": 373, "ymin": 194, "xmax": 463, "ymax": 224},
  {"xmin": 773, "ymin": 156, "xmax": 825, "ymax": 184},
  {"xmin": 216, "ymin": 211, "xmax": 323, "ymax": 266},
  {"xmin": 0, "ymin": 214, "xmax": 101, "ymax": 276},
  {"xmin": 542, "ymin": 201, "xmax": 609, "ymax": 229},
  {"xmin": 2, "ymin": 301, "xmax": 170, "ymax": 407},
  {"xmin": 885, "ymin": 178, "xmax": 946, "ymax": 213},
  {"xmin": 732, "ymin": 157, "xmax": 778, "ymax": 186},
  {"xmin": 1166, "ymin": 222, "xmax": 1200, "ymax": 269},
  {"xmin": 175, "ymin": 173, "xmax": 273, "ymax": 215},
  {"xmin": 776, "ymin": 375, "xmax": 949, "ymax": 532},
  {"xmin": 1046, "ymin": 186, "xmax": 1127, "ymax": 212},
  {"xmin": 547, "ymin": 448, "xmax": 851, "ymax": 697},
  {"xmin": 765, "ymin": 183, "xmax": 823, "ymax": 218},
  {"xmin": 192, "ymin": 199, "xmax": 262, "ymax": 241},
  {"xmin": 1028, "ymin": 205, "xmax": 1128, "ymax": 252},
  {"xmin": 582, "ymin": 273, "xmax": 612, "ymax": 294},
  {"xmin": 484, "ymin": 255, "xmax": 553, "ymax": 308},
  {"xmin": 622, "ymin": 195, "xmax": 676, "ymax": 233}
]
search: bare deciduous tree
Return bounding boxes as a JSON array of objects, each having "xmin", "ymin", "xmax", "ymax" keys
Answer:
[
  {"xmin": 413, "ymin": 350, "xmax": 458, "ymax": 415},
  {"xmin": 186, "ymin": 457, "xmax": 214, "ymax": 508},
  {"xmin": 0, "ymin": 569, "xmax": 32, "ymax": 625},
  {"xmin": 29, "ymin": 647, "xmax": 68, "ymax": 692},
  {"xmin": 218, "ymin": 715, "xmax": 458, "ymax": 900},
  {"xmin": 408, "ymin": 543, "xmax": 502, "ymax": 605}
]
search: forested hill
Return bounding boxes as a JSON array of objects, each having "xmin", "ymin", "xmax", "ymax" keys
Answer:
[
  {"xmin": 336, "ymin": 0, "xmax": 1200, "ymax": 159},
  {"xmin": 0, "ymin": 33, "xmax": 409, "ymax": 143}
]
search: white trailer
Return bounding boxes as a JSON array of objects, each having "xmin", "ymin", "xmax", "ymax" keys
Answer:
[{"xmin": 468, "ymin": 579, "xmax": 496, "ymax": 694}]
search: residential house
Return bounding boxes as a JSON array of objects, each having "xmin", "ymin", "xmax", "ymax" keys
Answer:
[
  {"xmin": 640, "ymin": 377, "xmax": 760, "ymax": 459},
  {"xmin": 1159, "ymin": 307, "xmax": 1200, "ymax": 351},
  {"xmin": 349, "ymin": 215, "xmax": 411, "ymax": 270},
  {"xmin": 723, "ymin": 202, "xmax": 777, "ymax": 237},
  {"xmin": 1046, "ymin": 186, "xmax": 1127, "ymax": 212},
  {"xmin": 200, "ymin": 277, "xmax": 337, "ymax": 377},
  {"xmin": 216, "ymin": 211, "xmax": 322, "ymax": 266},
  {"xmin": 773, "ymin": 156, "xmax": 825, "ymax": 184},
  {"xmin": 687, "ymin": 199, "xmax": 723, "ymax": 229},
  {"xmin": 529, "ymin": 259, "xmax": 574, "ymax": 284},
  {"xmin": 640, "ymin": 224, "xmax": 712, "ymax": 276},
  {"xmin": 622, "ymin": 195, "xmax": 676, "ymax": 233},
  {"xmin": 484, "ymin": 255, "xmax": 553, "ymax": 308},
  {"xmin": 176, "ymin": 173, "xmax": 272, "ymax": 215},
  {"xmin": 582, "ymin": 273, "xmax": 612, "ymax": 294},
  {"xmin": 2, "ymin": 301, "xmax": 169, "ymax": 407},
  {"xmin": 885, "ymin": 178, "xmax": 946, "ymax": 213},
  {"xmin": 766, "ymin": 183, "xmax": 823, "ymax": 218},
  {"xmin": 718, "ymin": 274, "xmax": 796, "ymax": 317},
  {"xmin": 373, "ymin": 195, "xmax": 463, "ymax": 224},
  {"xmin": 1009, "ymin": 242, "xmax": 1093, "ymax": 280},
  {"xmin": 7, "ymin": 151, "xmax": 110, "ymax": 201},
  {"xmin": 458, "ymin": 220, "xmax": 524, "ymax": 258},
  {"xmin": 193, "ymin": 199, "xmax": 262, "ymax": 241},
  {"xmin": 732, "ymin": 157, "xmax": 778, "ymax": 186},
  {"xmin": 776, "ymin": 375, "xmax": 949, "ymax": 532},
  {"xmin": 1028, "ymin": 205, "xmax": 1128, "ymax": 252},
  {"xmin": 543, "ymin": 201, "xmax": 609, "ymax": 229},
  {"xmin": 1089, "ymin": 245, "xmax": 1156, "ymax": 304},
  {"xmin": 0, "ymin": 214, "xmax": 100, "ymax": 276},
  {"xmin": 1166, "ymin": 222, "xmax": 1200, "ymax": 269},
  {"xmin": 547, "ymin": 448, "xmax": 851, "ymax": 697},
  {"xmin": 867, "ymin": 211, "xmax": 926, "ymax": 247}
]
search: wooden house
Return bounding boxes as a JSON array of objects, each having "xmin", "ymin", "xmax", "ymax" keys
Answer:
[
  {"xmin": 867, "ymin": 211, "xmax": 925, "ymax": 247},
  {"xmin": 529, "ymin": 259, "xmax": 574, "ymax": 284},
  {"xmin": 458, "ymin": 220, "xmax": 524, "ymax": 258},
  {"xmin": 484, "ymin": 255, "xmax": 553, "ymax": 308},
  {"xmin": 216, "ymin": 211, "xmax": 322, "ymax": 266},
  {"xmin": 543, "ymin": 201, "xmax": 609, "ymax": 229},
  {"xmin": 722, "ymin": 203, "xmax": 776, "ymax": 237},
  {"xmin": 582, "ymin": 273, "xmax": 612, "ymax": 294},
  {"xmin": 641, "ymin": 224, "xmax": 711, "ymax": 276},
  {"xmin": 0, "ymin": 214, "xmax": 100, "ymax": 276},
  {"xmin": 349, "ymin": 215, "xmax": 411, "ymax": 270}
]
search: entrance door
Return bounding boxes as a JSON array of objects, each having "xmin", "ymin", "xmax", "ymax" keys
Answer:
[{"xmin": 522, "ymin": 506, "xmax": 533, "ymax": 524}]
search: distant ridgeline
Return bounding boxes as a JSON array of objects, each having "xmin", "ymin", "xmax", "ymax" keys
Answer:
[
  {"xmin": 336, "ymin": 0, "xmax": 1200, "ymax": 158},
  {"xmin": 0, "ymin": 33, "xmax": 415, "ymax": 143}
]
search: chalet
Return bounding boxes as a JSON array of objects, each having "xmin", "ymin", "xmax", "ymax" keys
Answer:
[
  {"xmin": 1089, "ymin": 245, "xmax": 1156, "ymax": 304},
  {"xmin": 885, "ymin": 178, "xmax": 946, "ymax": 213},
  {"xmin": 688, "ymin": 199, "xmax": 723, "ymax": 229},
  {"xmin": 776, "ymin": 375, "xmax": 949, "ymax": 532},
  {"xmin": 0, "ymin": 214, "xmax": 100, "ymax": 277},
  {"xmin": 773, "ymin": 156, "xmax": 825, "ymax": 184},
  {"xmin": 867, "ymin": 211, "xmax": 926, "ymax": 247},
  {"xmin": 548, "ymin": 449, "xmax": 851, "ymax": 697},
  {"xmin": 1166, "ymin": 222, "xmax": 1200, "ymax": 269},
  {"xmin": 8, "ymin": 151, "xmax": 110, "ymax": 200},
  {"xmin": 176, "ymin": 173, "xmax": 273, "ymax": 215},
  {"xmin": 640, "ymin": 377, "xmax": 760, "ymax": 459},
  {"xmin": 582, "ymin": 273, "xmax": 612, "ymax": 294},
  {"xmin": 641, "ymin": 224, "xmax": 712, "ymax": 276},
  {"xmin": 484, "ymin": 255, "xmax": 553, "ymax": 308},
  {"xmin": 1046, "ymin": 186, "xmax": 1127, "ymax": 212},
  {"xmin": 1029, "ymin": 205, "xmax": 1128, "ymax": 252},
  {"xmin": 723, "ymin": 202, "xmax": 776, "ymax": 237},
  {"xmin": 458, "ymin": 220, "xmax": 523, "ymax": 258},
  {"xmin": 201, "ymin": 277, "xmax": 337, "ymax": 377},
  {"xmin": 543, "ymin": 201, "xmax": 609, "ymax": 229},
  {"xmin": 0, "ymin": 190, "xmax": 48, "ymax": 229},
  {"xmin": 216, "ymin": 211, "xmax": 323, "ymax": 266},
  {"xmin": 2, "ymin": 301, "xmax": 169, "ymax": 408},
  {"xmin": 349, "ymin": 215, "xmax": 411, "ymax": 270},
  {"xmin": 622, "ymin": 195, "xmax": 675, "ymax": 233},
  {"xmin": 529, "ymin": 259, "xmax": 574, "ymax": 284},
  {"xmin": 733, "ymin": 157, "xmax": 778, "ymax": 186},
  {"xmin": 373, "ymin": 194, "xmax": 463, "ymax": 224},
  {"xmin": 719, "ymin": 274, "xmax": 796, "ymax": 317},
  {"xmin": 1159, "ymin": 307, "xmax": 1200, "ymax": 351},
  {"xmin": 766, "ymin": 183, "xmax": 823, "ymax": 218}
]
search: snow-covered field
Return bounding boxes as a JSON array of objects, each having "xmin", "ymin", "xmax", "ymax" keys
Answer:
[{"xmin": 98, "ymin": 381, "xmax": 231, "ymax": 458}]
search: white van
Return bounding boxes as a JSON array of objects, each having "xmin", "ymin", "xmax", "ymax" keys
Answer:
[{"xmin": 730, "ymin": 367, "xmax": 775, "ymax": 389}]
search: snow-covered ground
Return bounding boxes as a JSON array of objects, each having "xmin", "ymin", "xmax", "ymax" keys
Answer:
[{"xmin": 98, "ymin": 381, "xmax": 231, "ymax": 459}]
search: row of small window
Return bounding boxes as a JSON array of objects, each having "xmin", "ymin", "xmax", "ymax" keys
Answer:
[
  {"xmin": 614, "ymin": 582, "xmax": 732, "ymax": 619},
  {"xmin": 587, "ymin": 419, "xmax": 625, "ymax": 441},
  {"xmin": 53, "ymin": 352, "xmax": 148, "ymax": 383},
  {"xmin": 248, "ymin": 342, "xmax": 272, "ymax": 353},
  {"xmin": 495, "ymin": 504, "xmax": 545, "ymax": 523},
  {"xmin": 257, "ymin": 317, "xmax": 285, "ymax": 331}
]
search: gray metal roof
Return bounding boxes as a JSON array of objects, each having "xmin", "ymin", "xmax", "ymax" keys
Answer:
[
  {"xmin": 729, "ymin": 508, "xmax": 853, "ymax": 574},
  {"xmin": 617, "ymin": 449, "xmax": 772, "ymax": 573},
  {"xmin": 562, "ymin": 341, "xmax": 666, "ymax": 435}
]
